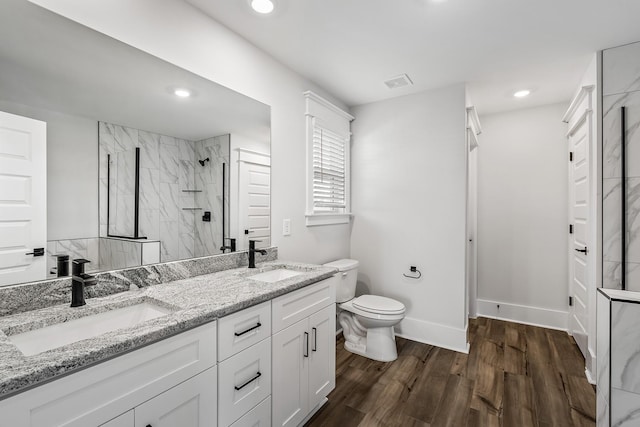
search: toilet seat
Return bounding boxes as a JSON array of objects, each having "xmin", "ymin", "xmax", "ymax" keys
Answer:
[
  {"xmin": 353, "ymin": 295, "xmax": 405, "ymax": 315},
  {"xmin": 339, "ymin": 298, "xmax": 405, "ymax": 321}
]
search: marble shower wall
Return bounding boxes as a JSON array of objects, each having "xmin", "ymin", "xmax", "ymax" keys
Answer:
[
  {"xmin": 602, "ymin": 42, "xmax": 640, "ymax": 291},
  {"xmin": 99, "ymin": 122, "xmax": 229, "ymax": 262},
  {"xmin": 46, "ymin": 238, "xmax": 100, "ymax": 276},
  {"xmin": 194, "ymin": 135, "xmax": 230, "ymax": 257}
]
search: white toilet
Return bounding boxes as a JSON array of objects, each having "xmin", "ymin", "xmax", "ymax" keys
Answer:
[{"xmin": 324, "ymin": 259, "xmax": 405, "ymax": 362}]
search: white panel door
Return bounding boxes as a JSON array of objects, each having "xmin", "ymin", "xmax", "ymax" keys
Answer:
[
  {"xmin": 569, "ymin": 114, "xmax": 590, "ymax": 359},
  {"xmin": 0, "ymin": 111, "xmax": 46, "ymax": 286},
  {"xmin": 308, "ymin": 305, "xmax": 336, "ymax": 410},
  {"xmin": 272, "ymin": 319, "xmax": 309, "ymax": 427},
  {"xmin": 134, "ymin": 367, "xmax": 217, "ymax": 427},
  {"xmin": 238, "ymin": 161, "xmax": 270, "ymax": 250}
]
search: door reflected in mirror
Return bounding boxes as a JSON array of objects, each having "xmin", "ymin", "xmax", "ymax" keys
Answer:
[{"xmin": 0, "ymin": 0, "xmax": 271, "ymax": 286}]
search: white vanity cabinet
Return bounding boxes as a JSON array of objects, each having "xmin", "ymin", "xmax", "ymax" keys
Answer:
[
  {"xmin": 0, "ymin": 322, "xmax": 218, "ymax": 427},
  {"xmin": 217, "ymin": 301, "xmax": 272, "ymax": 427},
  {"xmin": 271, "ymin": 279, "xmax": 336, "ymax": 427}
]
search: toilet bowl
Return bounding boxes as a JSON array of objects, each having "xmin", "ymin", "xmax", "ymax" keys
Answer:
[{"xmin": 324, "ymin": 259, "xmax": 405, "ymax": 362}]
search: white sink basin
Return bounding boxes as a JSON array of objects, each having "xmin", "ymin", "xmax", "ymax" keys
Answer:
[
  {"xmin": 8, "ymin": 302, "xmax": 173, "ymax": 356},
  {"xmin": 250, "ymin": 268, "xmax": 302, "ymax": 283}
]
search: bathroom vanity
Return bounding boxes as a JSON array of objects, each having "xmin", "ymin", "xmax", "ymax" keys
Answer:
[{"xmin": 0, "ymin": 253, "xmax": 337, "ymax": 427}]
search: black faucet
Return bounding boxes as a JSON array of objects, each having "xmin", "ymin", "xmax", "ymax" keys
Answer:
[
  {"xmin": 248, "ymin": 240, "xmax": 267, "ymax": 269},
  {"xmin": 71, "ymin": 259, "xmax": 96, "ymax": 307},
  {"xmin": 220, "ymin": 237, "xmax": 236, "ymax": 253}
]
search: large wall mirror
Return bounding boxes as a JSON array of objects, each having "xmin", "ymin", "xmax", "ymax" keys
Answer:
[{"xmin": 0, "ymin": 0, "xmax": 271, "ymax": 287}]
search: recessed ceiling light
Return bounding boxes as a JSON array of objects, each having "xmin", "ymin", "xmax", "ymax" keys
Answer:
[
  {"xmin": 251, "ymin": 0, "xmax": 274, "ymax": 14},
  {"xmin": 514, "ymin": 90, "xmax": 531, "ymax": 98},
  {"xmin": 174, "ymin": 89, "xmax": 191, "ymax": 98}
]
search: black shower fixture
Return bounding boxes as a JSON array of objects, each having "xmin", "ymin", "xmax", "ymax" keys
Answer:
[{"xmin": 198, "ymin": 158, "xmax": 210, "ymax": 166}]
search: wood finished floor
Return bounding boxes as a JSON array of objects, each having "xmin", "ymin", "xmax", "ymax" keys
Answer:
[{"xmin": 306, "ymin": 317, "xmax": 596, "ymax": 427}]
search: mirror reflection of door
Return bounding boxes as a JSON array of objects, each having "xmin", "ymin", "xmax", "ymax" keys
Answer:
[
  {"xmin": 0, "ymin": 111, "xmax": 47, "ymax": 285},
  {"xmin": 235, "ymin": 149, "xmax": 271, "ymax": 251}
]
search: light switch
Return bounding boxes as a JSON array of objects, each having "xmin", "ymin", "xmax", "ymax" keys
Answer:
[{"xmin": 283, "ymin": 219, "xmax": 291, "ymax": 236}]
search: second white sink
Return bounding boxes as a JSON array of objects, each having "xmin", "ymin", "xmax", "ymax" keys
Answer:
[
  {"xmin": 7, "ymin": 301, "xmax": 173, "ymax": 356},
  {"xmin": 250, "ymin": 268, "xmax": 302, "ymax": 283}
]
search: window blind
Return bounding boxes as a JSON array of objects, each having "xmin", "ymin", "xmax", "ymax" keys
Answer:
[{"xmin": 312, "ymin": 125, "xmax": 346, "ymax": 212}]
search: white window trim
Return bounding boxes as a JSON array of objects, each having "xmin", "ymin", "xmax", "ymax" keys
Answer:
[{"xmin": 304, "ymin": 91, "xmax": 354, "ymax": 227}]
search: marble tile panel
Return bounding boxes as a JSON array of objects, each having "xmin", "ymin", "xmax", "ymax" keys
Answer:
[
  {"xmin": 598, "ymin": 390, "xmax": 610, "ymax": 427},
  {"xmin": 160, "ymin": 134, "xmax": 177, "ymax": 146},
  {"xmin": 628, "ymin": 178, "xmax": 640, "ymax": 263},
  {"xmin": 138, "ymin": 130, "xmax": 160, "ymax": 170},
  {"xmin": 160, "ymin": 144, "xmax": 180, "ymax": 184},
  {"xmin": 159, "ymin": 183, "xmax": 180, "ymax": 222},
  {"xmin": 139, "ymin": 167, "xmax": 160, "ymax": 209},
  {"xmin": 179, "ymin": 233, "xmax": 195, "ymax": 260},
  {"xmin": 611, "ymin": 387, "xmax": 640, "ymax": 427},
  {"xmin": 598, "ymin": 291, "xmax": 611, "ymax": 399},
  {"xmin": 611, "ymin": 301, "xmax": 640, "ymax": 393},
  {"xmin": 179, "ymin": 140, "xmax": 195, "ymax": 162},
  {"xmin": 604, "ymin": 178, "xmax": 622, "ymax": 263},
  {"xmin": 114, "ymin": 125, "xmax": 138, "ymax": 153},
  {"xmin": 603, "ymin": 93, "xmax": 640, "ymax": 179},
  {"xmin": 160, "ymin": 221, "xmax": 180, "ymax": 262},
  {"xmin": 603, "ymin": 42, "xmax": 640, "ymax": 96},
  {"xmin": 139, "ymin": 208, "xmax": 160, "ymax": 241},
  {"xmin": 98, "ymin": 122, "xmax": 116, "ymax": 152}
]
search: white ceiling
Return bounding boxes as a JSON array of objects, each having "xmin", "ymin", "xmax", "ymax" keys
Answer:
[
  {"xmin": 186, "ymin": 0, "xmax": 640, "ymax": 114},
  {"xmin": 0, "ymin": 0, "xmax": 270, "ymax": 142}
]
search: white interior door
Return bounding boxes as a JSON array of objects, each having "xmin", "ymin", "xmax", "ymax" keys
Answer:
[
  {"xmin": 568, "ymin": 113, "xmax": 590, "ymax": 359},
  {"xmin": 238, "ymin": 153, "xmax": 270, "ymax": 251},
  {"xmin": 0, "ymin": 111, "xmax": 46, "ymax": 286}
]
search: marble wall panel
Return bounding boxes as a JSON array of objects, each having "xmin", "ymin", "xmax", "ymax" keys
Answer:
[
  {"xmin": 611, "ymin": 387, "xmax": 640, "ymax": 427},
  {"xmin": 603, "ymin": 41, "xmax": 640, "ymax": 96},
  {"xmin": 611, "ymin": 301, "xmax": 640, "ymax": 393}
]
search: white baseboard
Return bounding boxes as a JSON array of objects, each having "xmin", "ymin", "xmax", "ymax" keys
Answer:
[
  {"xmin": 477, "ymin": 299, "xmax": 569, "ymax": 331},
  {"xmin": 395, "ymin": 316, "xmax": 469, "ymax": 354},
  {"xmin": 336, "ymin": 327, "xmax": 343, "ymax": 336},
  {"xmin": 585, "ymin": 347, "xmax": 597, "ymax": 385}
]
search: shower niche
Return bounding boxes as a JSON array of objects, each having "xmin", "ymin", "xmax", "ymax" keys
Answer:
[{"xmin": 100, "ymin": 122, "xmax": 230, "ymax": 263}]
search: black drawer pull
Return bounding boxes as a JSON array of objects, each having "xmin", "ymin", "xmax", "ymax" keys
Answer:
[
  {"xmin": 312, "ymin": 327, "xmax": 317, "ymax": 352},
  {"xmin": 234, "ymin": 372, "xmax": 262, "ymax": 390},
  {"xmin": 304, "ymin": 332, "xmax": 309, "ymax": 357},
  {"xmin": 234, "ymin": 322, "xmax": 262, "ymax": 336}
]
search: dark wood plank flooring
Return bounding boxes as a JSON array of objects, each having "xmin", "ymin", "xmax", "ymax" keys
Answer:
[{"xmin": 306, "ymin": 317, "xmax": 596, "ymax": 427}]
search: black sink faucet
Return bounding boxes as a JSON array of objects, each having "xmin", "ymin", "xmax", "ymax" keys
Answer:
[
  {"xmin": 71, "ymin": 259, "xmax": 96, "ymax": 307},
  {"xmin": 248, "ymin": 240, "xmax": 267, "ymax": 269},
  {"xmin": 220, "ymin": 237, "xmax": 236, "ymax": 253}
]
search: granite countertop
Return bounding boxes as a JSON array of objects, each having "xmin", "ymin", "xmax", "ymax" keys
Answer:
[{"xmin": 0, "ymin": 261, "xmax": 337, "ymax": 399}]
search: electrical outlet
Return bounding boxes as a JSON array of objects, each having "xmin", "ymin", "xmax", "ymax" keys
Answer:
[{"xmin": 282, "ymin": 219, "xmax": 291, "ymax": 236}]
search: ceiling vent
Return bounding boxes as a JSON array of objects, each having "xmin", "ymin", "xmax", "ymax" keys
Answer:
[{"xmin": 384, "ymin": 74, "xmax": 413, "ymax": 89}]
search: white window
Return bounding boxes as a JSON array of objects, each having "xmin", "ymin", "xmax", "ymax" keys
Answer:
[{"xmin": 304, "ymin": 91, "xmax": 354, "ymax": 226}]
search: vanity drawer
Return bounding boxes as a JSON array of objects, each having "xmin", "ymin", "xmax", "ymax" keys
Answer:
[
  {"xmin": 230, "ymin": 396, "xmax": 271, "ymax": 427},
  {"xmin": 218, "ymin": 337, "xmax": 271, "ymax": 427},
  {"xmin": 218, "ymin": 300, "xmax": 271, "ymax": 361},
  {"xmin": 272, "ymin": 279, "xmax": 335, "ymax": 333}
]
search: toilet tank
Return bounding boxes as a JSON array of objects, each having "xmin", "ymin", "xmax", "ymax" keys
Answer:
[{"xmin": 323, "ymin": 259, "xmax": 359, "ymax": 303}]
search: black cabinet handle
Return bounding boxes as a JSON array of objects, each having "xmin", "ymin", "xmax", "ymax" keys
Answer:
[
  {"xmin": 26, "ymin": 248, "xmax": 44, "ymax": 257},
  {"xmin": 312, "ymin": 327, "xmax": 317, "ymax": 352},
  {"xmin": 304, "ymin": 332, "xmax": 309, "ymax": 357},
  {"xmin": 234, "ymin": 322, "xmax": 261, "ymax": 336},
  {"xmin": 234, "ymin": 372, "xmax": 262, "ymax": 390},
  {"xmin": 575, "ymin": 247, "xmax": 588, "ymax": 254}
]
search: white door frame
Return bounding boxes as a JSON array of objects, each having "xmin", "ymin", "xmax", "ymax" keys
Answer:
[
  {"xmin": 466, "ymin": 107, "xmax": 481, "ymax": 321},
  {"xmin": 562, "ymin": 85, "xmax": 595, "ymax": 380}
]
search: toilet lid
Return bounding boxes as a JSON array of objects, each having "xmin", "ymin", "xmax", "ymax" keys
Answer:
[{"xmin": 353, "ymin": 295, "xmax": 405, "ymax": 314}]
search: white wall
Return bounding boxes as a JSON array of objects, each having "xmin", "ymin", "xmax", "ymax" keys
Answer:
[
  {"xmin": 351, "ymin": 84, "xmax": 469, "ymax": 353},
  {"xmin": 29, "ymin": 0, "xmax": 351, "ymax": 264},
  {"xmin": 0, "ymin": 99, "xmax": 98, "ymax": 241},
  {"xmin": 477, "ymin": 103, "xmax": 569, "ymax": 329}
]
